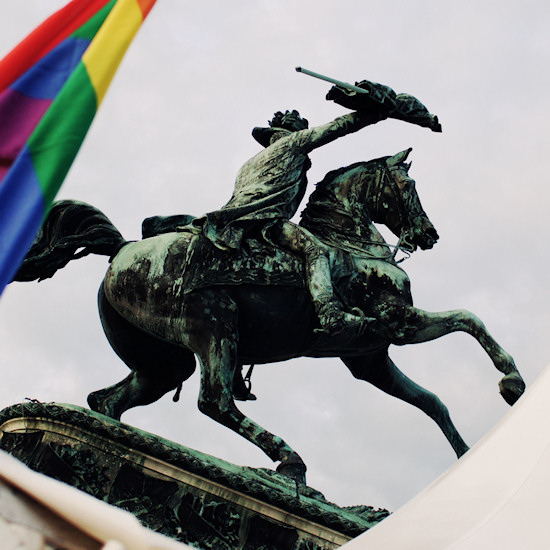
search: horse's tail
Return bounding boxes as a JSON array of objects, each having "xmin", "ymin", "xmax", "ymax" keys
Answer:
[{"xmin": 14, "ymin": 200, "xmax": 127, "ymax": 282}]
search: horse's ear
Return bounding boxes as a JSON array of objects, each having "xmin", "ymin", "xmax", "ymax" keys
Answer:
[{"xmin": 386, "ymin": 147, "xmax": 413, "ymax": 168}]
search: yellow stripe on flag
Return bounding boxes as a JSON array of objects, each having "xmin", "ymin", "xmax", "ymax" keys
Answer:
[{"xmin": 83, "ymin": 0, "xmax": 145, "ymax": 106}]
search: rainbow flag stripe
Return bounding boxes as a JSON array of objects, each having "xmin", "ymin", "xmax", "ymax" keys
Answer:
[{"xmin": 0, "ymin": 0, "xmax": 156, "ymax": 294}]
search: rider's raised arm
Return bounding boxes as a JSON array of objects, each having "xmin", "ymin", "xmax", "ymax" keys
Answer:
[{"xmin": 297, "ymin": 110, "xmax": 387, "ymax": 153}]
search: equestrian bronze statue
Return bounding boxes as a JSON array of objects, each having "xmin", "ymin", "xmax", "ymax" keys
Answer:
[{"xmin": 14, "ymin": 76, "xmax": 525, "ymax": 484}]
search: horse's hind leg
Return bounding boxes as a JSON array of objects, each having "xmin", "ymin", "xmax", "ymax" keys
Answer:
[
  {"xmin": 187, "ymin": 289, "xmax": 307, "ymax": 483},
  {"xmin": 87, "ymin": 361, "xmax": 194, "ymax": 421},
  {"xmin": 196, "ymin": 340, "xmax": 307, "ymax": 482},
  {"xmin": 389, "ymin": 307, "xmax": 525, "ymax": 405},
  {"xmin": 344, "ymin": 352, "xmax": 469, "ymax": 457},
  {"xmin": 89, "ymin": 285, "xmax": 196, "ymax": 420}
]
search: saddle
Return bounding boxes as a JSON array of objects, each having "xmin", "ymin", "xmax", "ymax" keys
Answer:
[{"xmin": 142, "ymin": 215, "xmax": 305, "ymax": 293}]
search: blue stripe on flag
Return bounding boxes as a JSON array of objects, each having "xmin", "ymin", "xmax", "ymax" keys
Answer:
[
  {"xmin": 0, "ymin": 147, "xmax": 45, "ymax": 292},
  {"xmin": 11, "ymin": 38, "xmax": 91, "ymax": 100}
]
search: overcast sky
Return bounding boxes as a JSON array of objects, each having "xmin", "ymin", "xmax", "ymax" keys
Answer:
[{"xmin": 1, "ymin": 1, "xmax": 549, "ymax": 513}]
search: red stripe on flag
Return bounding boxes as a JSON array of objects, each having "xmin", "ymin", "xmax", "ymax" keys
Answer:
[{"xmin": 0, "ymin": 0, "xmax": 111, "ymax": 92}]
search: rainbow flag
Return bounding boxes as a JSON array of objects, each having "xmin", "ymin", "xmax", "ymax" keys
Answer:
[{"xmin": 0, "ymin": 0, "xmax": 156, "ymax": 294}]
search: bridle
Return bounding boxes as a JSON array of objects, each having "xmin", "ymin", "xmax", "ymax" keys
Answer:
[{"xmin": 364, "ymin": 162, "xmax": 418, "ymax": 263}]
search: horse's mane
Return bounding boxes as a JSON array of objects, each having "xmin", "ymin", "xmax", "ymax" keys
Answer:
[{"xmin": 300, "ymin": 156, "xmax": 389, "ymax": 244}]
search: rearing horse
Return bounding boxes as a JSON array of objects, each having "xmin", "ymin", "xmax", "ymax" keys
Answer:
[{"xmin": 15, "ymin": 149, "xmax": 525, "ymax": 483}]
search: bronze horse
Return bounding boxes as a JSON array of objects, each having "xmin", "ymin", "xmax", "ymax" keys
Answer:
[{"xmin": 15, "ymin": 149, "xmax": 525, "ymax": 482}]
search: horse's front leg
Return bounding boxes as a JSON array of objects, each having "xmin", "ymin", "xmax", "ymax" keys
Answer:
[
  {"xmin": 387, "ymin": 307, "xmax": 525, "ymax": 405},
  {"xmin": 344, "ymin": 351, "xmax": 469, "ymax": 458},
  {"xmin": 186, "ymin": 290, "xmax": 307, "ymax": 484}
]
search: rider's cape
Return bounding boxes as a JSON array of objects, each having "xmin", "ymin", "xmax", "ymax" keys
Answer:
[
  {"xmin": 189, "ymin": 130, "xmax": 312, "ymax": 253},
  {"xmin": 186, "ymin": 111, "xmax": 381, "ymax": 254}
]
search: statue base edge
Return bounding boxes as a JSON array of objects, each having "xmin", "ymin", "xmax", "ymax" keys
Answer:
[{"xmin": 0, "ymin": 402, "xmax": 388, "ymax": 550}]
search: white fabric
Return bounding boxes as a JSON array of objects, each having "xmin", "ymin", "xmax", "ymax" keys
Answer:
[
  {"xmin": 0, "ymin": 450, "xmax": 190, "ymax": 550},
  {"xmin": 342, "ymin": 364, "xmax": 550, "ymax": 549}
]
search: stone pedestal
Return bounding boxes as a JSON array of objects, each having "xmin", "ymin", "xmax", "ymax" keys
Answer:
[{"xmin": 0, "ymin": 402, "xmax": 388, "ymax": 550}]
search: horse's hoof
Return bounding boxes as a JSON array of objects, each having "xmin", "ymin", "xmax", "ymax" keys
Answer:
[
  {"xmin": 87, "ymin": 389, "xmax": 120, "ymax": 420},
  {"xmin": 276, "ymin": 457, "xmax": 307, "ymax": 485},
  {"xmin": 499, "ymin": 372, "xmax": 526, "ymax": 406},
  {"xmin": 87, "ymin": 390, "xmax": 102, "ymax": 412}
]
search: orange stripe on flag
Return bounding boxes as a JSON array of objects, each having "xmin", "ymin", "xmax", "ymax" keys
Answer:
[{"xmin": 136, "ymin": 0, "xmax": 156, "ymax": 19}]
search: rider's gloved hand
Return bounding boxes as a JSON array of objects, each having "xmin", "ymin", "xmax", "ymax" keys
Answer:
[{"xmin": 326, "ymin": 80, "xmax": 396, "ymax": 119}]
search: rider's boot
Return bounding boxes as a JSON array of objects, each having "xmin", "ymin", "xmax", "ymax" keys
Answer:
[
  {"xmin": 278, "ymin": 221, "xmax": 373, "ymax": 336},
  {"xmin": 304, "ymin": 244, "xmax": 373, "ymax": 336}
]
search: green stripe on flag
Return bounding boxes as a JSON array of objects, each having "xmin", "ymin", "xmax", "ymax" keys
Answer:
[
  {"xmin": 71, "ymin": 0, "xmax": 116, "ymax": 41},
  {"xmin": 28, "ymin": 62, "xmax": 98, "ymax": 208}
]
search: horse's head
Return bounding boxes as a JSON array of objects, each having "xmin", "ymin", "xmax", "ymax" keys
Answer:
[
  {"xmin": 300, "ymin": 151, "xmax": 439, "ymax": 259},
  {"xmin": 371, "ymin": 149, "xmax": 439, "ymax": 252}
]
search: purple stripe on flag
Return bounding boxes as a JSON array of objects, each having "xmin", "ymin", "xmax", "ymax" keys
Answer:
[
  {"xmin": 0, "ymin": 89, "xmax": 52, "ymax": 184},
  {"xmin": 10, "ymin": 38, "xmax": 90, "ymax": 100},
  {"xmin": 0, "ymin": 147, "xmax": 45, "ymax": 292}
]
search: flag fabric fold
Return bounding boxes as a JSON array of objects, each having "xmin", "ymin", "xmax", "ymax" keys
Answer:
[{"xmin": 0, "ymin": 0, "xmax": 156, "ymax": 294}]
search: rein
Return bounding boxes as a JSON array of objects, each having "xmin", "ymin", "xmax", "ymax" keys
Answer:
[
  {"xmin": 360, "ymin": 165, "xmax": 415, "ymax": 264},
  {"xmin": 343, "ymin": 236, "xmax": 412, "ymax": 264},
  {"xmin": 301, "ymin": 159, "xmax": 424, "ymax": 264}
]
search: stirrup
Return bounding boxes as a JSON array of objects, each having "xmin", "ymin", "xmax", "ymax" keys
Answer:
[
  {"xmin": 315, "ymin": 310, "xmax": 375, "ymax": 336},
  {"xmin": 233, "ymin": 365, "xmax": 257, "ymax": 401}
]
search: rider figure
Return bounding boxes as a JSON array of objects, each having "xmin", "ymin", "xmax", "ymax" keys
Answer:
[{"xmin": 191, "ymin": 107, "xmax": 389, "ymax": 335}]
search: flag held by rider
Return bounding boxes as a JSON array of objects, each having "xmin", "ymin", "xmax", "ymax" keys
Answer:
[{"xmin": 0, "ymin": 0, "xmax": 156, "ymax": 295}]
